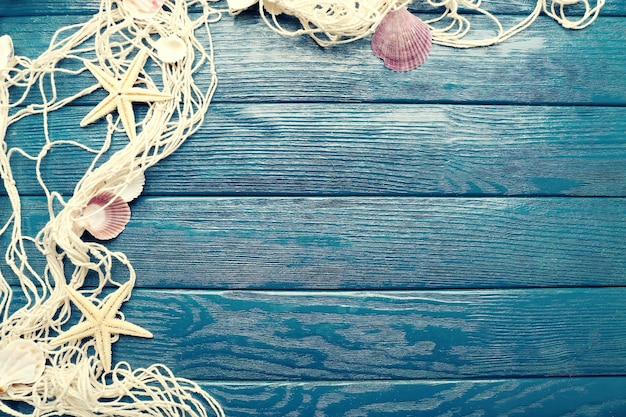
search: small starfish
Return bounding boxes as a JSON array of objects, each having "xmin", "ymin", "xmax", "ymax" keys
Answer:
[
  {"xmin": 80, "ymin": 51, "xmax": 173, "ymax": 141},
  {"xmin": 51, "ymin": 281, "xmax": 153, "ymax": 372}
]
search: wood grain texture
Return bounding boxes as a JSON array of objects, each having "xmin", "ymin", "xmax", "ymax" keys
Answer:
[
  {"xmin": 207, "ymin": 15, "xmax": 626, "ymax": 105},
  {"xmin": 1, "ymin": 15, "xmax": 624, "ymax": 105},
  {"xmin": 200, "ymin": 378, "xmax": 626, "ymax": 416},
  {"xmin": 108, "ymin": 288, "xmax": 626, "ymax": 380},
  {"xmin": 0, "ymin": 1, "xmax": 624, "ymax": 416},
  {"xmin": 5, "ymin": 196, "xmax": 625, "ymax": 289},
  {"xmin": 6, "ymin": 104, "xmax": 624, "ymax": 197}
]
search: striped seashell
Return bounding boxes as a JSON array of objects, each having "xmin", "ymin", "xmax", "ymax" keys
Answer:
[
  {"xmin": 79, "ymin": 192, "xmax": 131, "ymax": 240},
  {"xmin": 123, "ymin": 0, "xmax": 165, "ymax": 19},
  {"xmin": 0, "ymin": 340, "xmax": 45, "ymax": 393},
  {"xmin": 371, "ymin": 7, "xmax": 432, "ymax": 72},
  {"xmin": 119, "ymin": 172, "xmax": 145, "ymax": 202}
]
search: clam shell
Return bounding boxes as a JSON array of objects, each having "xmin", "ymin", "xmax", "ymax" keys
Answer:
[
  {"xmin": 371, "ymin": 8, "xmax": 432, "ymax": 72},
  {"xmin": 0, "ymin": 35, "xmax": 15, "ymax": 71},
  {"xmin": 227, "ymin": 0, "xmax": 259, "ymax": 14},
  {"xmin": 123, "ymin": 0, "xmax": 165, "ymax": 19},
  {"xmin": 155, "ymin": 35, "xmax": 186, "ymax": 64},
  {"xmin": 119, "ymin": 172, "xmax": 146, "ymax": 202},
  {"xmin": 80, "ymin": 193, "xmax": 131, "ymax": 240},
  {"xmin": 0, "ymin": 340, "xmax": 45, "ymax": 393},
  {"xmin": 262, "ymin": 0, "xmax": 283, "ymax": 15}
]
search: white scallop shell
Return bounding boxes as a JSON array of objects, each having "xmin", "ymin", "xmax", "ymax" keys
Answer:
[
  {"xmin": 79, "ymin": 193, "xmax": 131, "ymax": 240},
  {"xmin": 227, "ymin": 0, "xmax": 259, "ymax": 14},
  {"xmin": 0, "ymin": 35, "xmax": 15, "ymax": 71},
  {"xmin": 119, "ymin": 172, "xmax": 145, "ymax": 202},
  {"xmin": 155, "ymin": 35, "xmax": 187, "ymax": 64},
  {"xmin": 371, "ymin": 8, "xmax": 432, "ymax": 72},
  {"xmin": 123, "ymin": 0, "xmax": 164, "ymax": 19},
  {"xmin": 262, "ymin": 0, "xmax": 283, "ymax": 15},
  {"xmin": 0, "ymin": 340, "xmax": 45, "ymax": 393}
]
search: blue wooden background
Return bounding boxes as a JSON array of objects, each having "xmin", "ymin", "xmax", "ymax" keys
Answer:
[{"xmin": 1, "ymin": 0, "xmax": 626, "ymax": 415}]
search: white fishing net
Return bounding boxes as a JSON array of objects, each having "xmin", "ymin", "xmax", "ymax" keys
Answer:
[
  {"xmin": 0, "ymin": 0, "xmax": 224, "ymax": 415},
  {"xmin": 235, "ymin": 0, "xmax": 606, "ymax": 47}
]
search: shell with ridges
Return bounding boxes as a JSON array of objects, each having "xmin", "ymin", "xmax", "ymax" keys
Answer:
[
  {"xmin": 119, "ymin": 172, "xmax": 145, "ymax": 202},
  {"xmin": 77, "ymin": 192, "xmax": 131, "ymax": 240},
  {"xmin": 122, "ymin": 0, "xmax": 165, "ymax": 19},
  {"xmin": 371, "ymin": 7, "xmax": 432, "ymax": 72},
  {"xmin": 0, "ymin": 340, "xmax": 45, "ymax": 393}
]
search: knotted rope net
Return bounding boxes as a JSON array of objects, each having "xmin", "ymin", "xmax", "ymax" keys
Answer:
[
  {"xmin": 248, "ymin": 0, "xmax": 605, "ymax": 46},
  {"xmin": 0, "ymin": 0, "xmax": 224, "ymax": 415}
]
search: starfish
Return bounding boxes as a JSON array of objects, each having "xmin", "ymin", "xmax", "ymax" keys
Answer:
[
  {"xmin": 80, "ymin": 50, "xmax": 173, "ymax": 141},
  {"xmin": 51, "ymin": 281, "xmax": 153, "ymax": 372}
]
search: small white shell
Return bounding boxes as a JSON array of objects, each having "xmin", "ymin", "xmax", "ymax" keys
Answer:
[
  {"xmin": 155, "ymin": 35, "xmax": 186, "ymax": 64},
  {"xmin": 0, "ymin": 340, "xmax": 45, "ymax": 393},
  {"xmin": 227, "ymin": 0, "xmax": 259, "ymax": 14},
  {"xmin": 123, "ymin": 0, "xmax": 164, "ymax": 19},
  {"xmin": 119, "ymin": 172, "xmax": 146, "ymax": 202},
  {"xmin": 0, "ymin": 35, "xmax": 15, "ymax": 71},
  {"xmin": 78, "ymin": 193, "xmax": 131, "ymax": 240},
  {"xmin": 371, "ymin": 8, "xmax": 432, "ymax": 72},
  {"xmin": 262, "ymin": 0, "xmax": 283, "ymax": 15}
]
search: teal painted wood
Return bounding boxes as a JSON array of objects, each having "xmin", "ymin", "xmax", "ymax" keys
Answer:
[
  {"xmin": 4, "ymin": 196, "xmax": 625, "ymax": 289},
  {"xmin": 1, "ymin": 15, "xmax": 625, "ymax": 105},
  {"xmin": 176, "ymin": 15, "xmax": 626, "ymax": 105},
  {"xmin": 200, "ymin": 378, "xmax": 626, "ymax": 416},
  {"xmin": 6, "ymin": 104, "xmax": 625, "ymax": 197},
  {"xmin": 107, "ymin": 288, "xmax": 626, "ymax": 380},
  {"xmin": 0, "ymin": 1, "xmax": 624, "ymax": 416}
]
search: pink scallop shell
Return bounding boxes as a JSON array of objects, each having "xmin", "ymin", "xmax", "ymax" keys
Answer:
[
  {"xmin": 371, "ymin": 8, "xmax": 432, "ymax": 72},
  {"xmin": 81, "ymin": 193, "xmax": 131, "ymax": 240},
  {"xmin": 123, "ymin": 0, "xmax": 165, "ymax": 19}
]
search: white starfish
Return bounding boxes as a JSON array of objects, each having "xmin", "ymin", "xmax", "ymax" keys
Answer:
[
  {"xmin": 80, "ymin": 51, "xmax": 173, "ymax": 141},
  {"xmin": 51, "ymin": 281, "xmax": 153, "ymax": 372}
]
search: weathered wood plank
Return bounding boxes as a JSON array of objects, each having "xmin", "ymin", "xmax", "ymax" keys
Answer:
[
  {"xmin": 200, "ymin": 378, "xmax": 626, "ymax": 416},
  {"xmin": 5, "ymin": 104, "xmax": 626, "ymax": 197},
  {"xmin": 212, "ymin": 15, "xmax": 626, "ymax": 105},
  {"xmin": 5, "ymin": 196, "xmax": 624, "ymax": 289},
  {"xmin": 0, "ymin": 0, "xmax": 622, "ymax": 17},
  {"xmin": 108, "ymin": 288, "xmax": 626, "ymax": 380},
  {"xmin": 116, "ymin": 196, "xmax": 626, "ymax": 289},
  {"xmin": 1, "ymin": 15, "xmax": 624, "ymax": 105}
]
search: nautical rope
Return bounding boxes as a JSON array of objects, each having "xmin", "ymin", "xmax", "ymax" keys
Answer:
[
  {"xmin": 0, "ymin": 0, "xmax": 224, "ymax": 415},
  {"xmin": 251, "ymin": 0, "xmax": 605, "ymax": 47}
]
